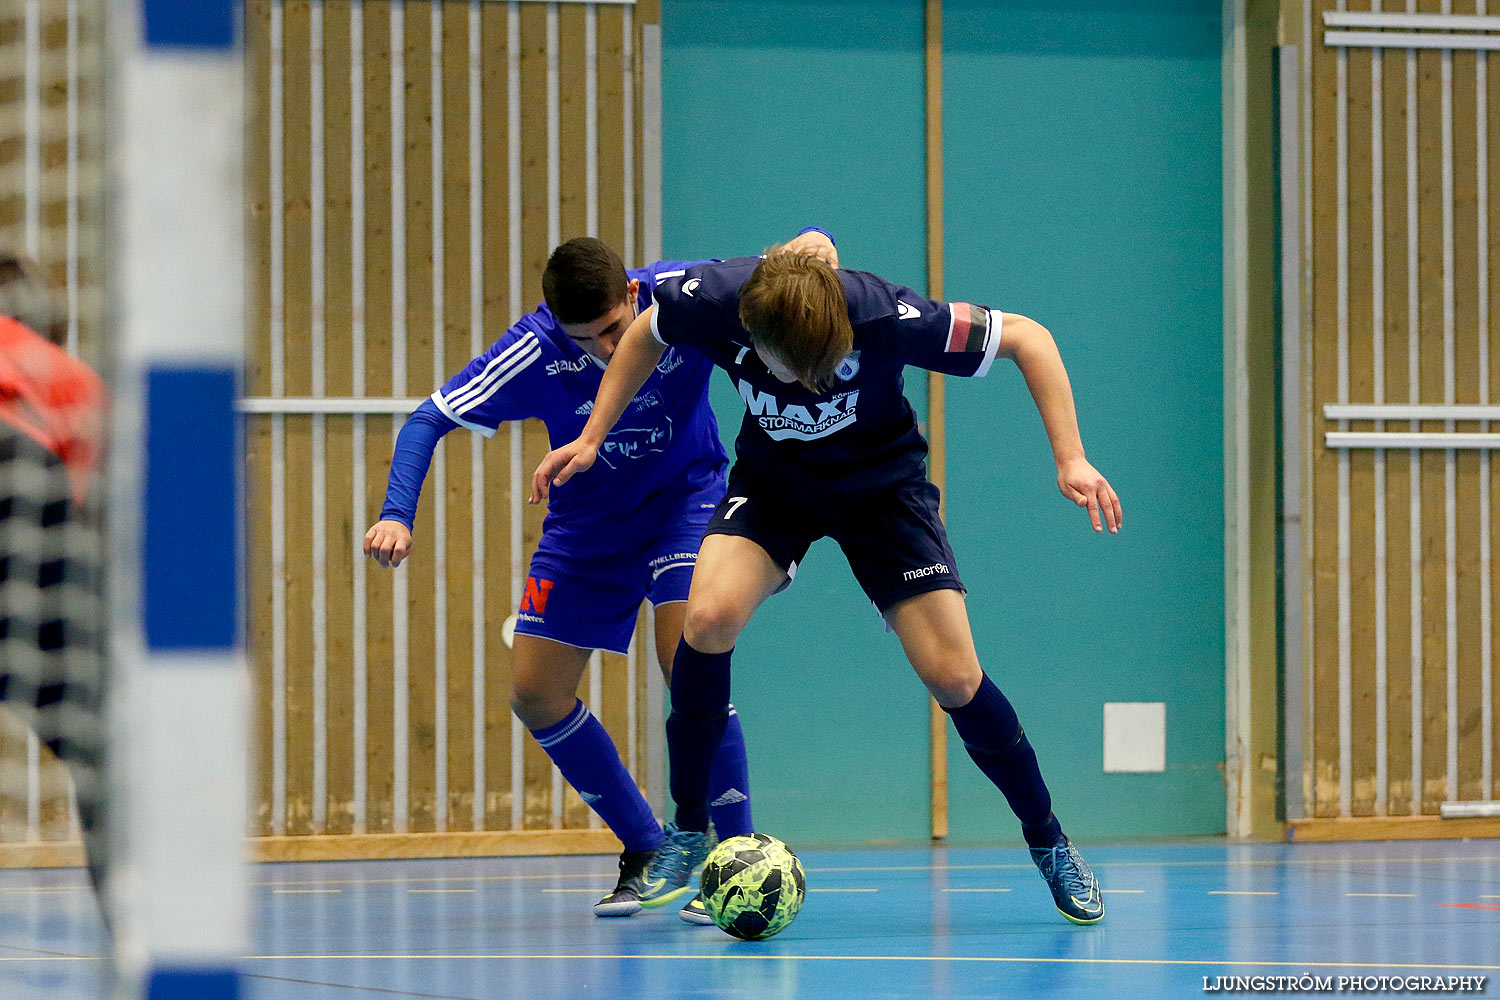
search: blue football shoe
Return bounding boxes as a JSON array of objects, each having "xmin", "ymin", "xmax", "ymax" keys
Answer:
[
  {"xmin": 637, "ymin": 823, "xmax": 716, "ymax": 909},
  {"xmin": 1030, "ymin": 838, "xmax": 1105, "ymax": 925}
]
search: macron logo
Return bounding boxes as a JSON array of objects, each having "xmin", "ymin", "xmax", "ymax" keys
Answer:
[{"xmin": 902, "ymin": 562, "xmax": 950, "ymax": 582}]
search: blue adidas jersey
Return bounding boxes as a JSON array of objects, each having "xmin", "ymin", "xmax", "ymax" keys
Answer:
[
  {"xmin": 649, "ymin": 257, "xmax": 1002, "ymax": 495},
  {"xmin": 431, "ymin": 262, "xmax": 728, "ymax": 544}
]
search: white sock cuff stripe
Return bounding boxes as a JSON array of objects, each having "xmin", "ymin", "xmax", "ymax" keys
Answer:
[{"xmin": 535, "ymin": 701, "xmax": 591, "ymax": 749}]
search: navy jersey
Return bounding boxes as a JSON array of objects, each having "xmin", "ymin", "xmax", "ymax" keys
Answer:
[
  {"xmin": 428, "ymin": 262, "xmax": 728, "ymax": 547},
  {"xmin": 648, "ymin": 257, "xmax": 1002, "ymax": 495}
]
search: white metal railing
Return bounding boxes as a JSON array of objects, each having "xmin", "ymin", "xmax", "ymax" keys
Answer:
[
  {"xmin": 1325, "ymin": 432, "xmax": 1500, "ymax": 449},
  {"xmin": 1325, "ymin": 403, "xmax": 1500, "ymax": 421},
  {"xmin": 1326, "ymin": 11, "xmax": 1500, "ymax": 31},
  {"xmin": 1325, "ymin": 10, "xmax": 1500, "ymax": 50},
  {"xmin": 239, "ymin": 398, "xmax": 427, "ymax": 415},
  {"xmin": 1323, "ymin": 405, "xmax": 1500, "ymax": 450}
]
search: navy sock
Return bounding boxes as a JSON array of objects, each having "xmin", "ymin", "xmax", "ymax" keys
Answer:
[
  {"xmin": 531, "ymin": 700, "xmax": 664, "ymax": 853},
  {"xmin": 1022, "ymin": 813, "xmax": 1065, "ymax": 850},
  {"xmin": 707, "ymin": 706, "xmax": 753, "ymax": 838},
  {"xmin": 666, "ymin": 638, "xmax": 732, "ymax": 833},
  {"xmin": 944, "ymin": 672, "xmax": 1064, "ymax": 845}
]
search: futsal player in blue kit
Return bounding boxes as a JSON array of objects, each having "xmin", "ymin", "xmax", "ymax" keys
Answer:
[
  {"xmin": 534, "ymin": 239, "xmax": 1122, "ymax": 925},
  {"xmin": 366, "ymin": 233, "xmax": 834, "ymax": 921}
]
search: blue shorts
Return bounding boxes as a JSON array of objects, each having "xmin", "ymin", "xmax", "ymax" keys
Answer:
[{"xmin": 513, "ymin": 483, "xmax": 723, "ymax": 655}]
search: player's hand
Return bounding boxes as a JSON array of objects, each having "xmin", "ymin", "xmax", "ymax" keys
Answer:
[
  {"xmin": 1057, "ymin": 458, "xmax": 1122, "ymax": 534},
  {"xmin": 529, "ymin": 439, "xmax": 599, "ymax": 503},
  {"xmin": 778, "ymin": 231, "xmax": 839, "ymax": 269},
  {"xmin": 364, "ymin": 519, "xmax": 414, "ymax": 568}
]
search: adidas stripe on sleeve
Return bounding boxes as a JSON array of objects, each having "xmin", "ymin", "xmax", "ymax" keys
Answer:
[{"xmin": 430, "ymin": 329, "xmax": 543, "ymax": 435}]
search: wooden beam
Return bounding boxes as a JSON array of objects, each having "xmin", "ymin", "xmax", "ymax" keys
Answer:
[
  {"xmin": 250, "ymin": 828, "xmax": 623, "ymax": 862},
  {"xmin": 0, "ymin": 829, "xmax": 625, "ymax": 870},
  {"xmin": 924, "ymin": 0, "xmax": 948, "ymax": 843},
  {"xmin": 1286, "ymin": 816, "xmax": 1500, "ymax": 843},
  {"xmin": 0, "ymin": 842, "xmax": 86, "ymax": 869}
]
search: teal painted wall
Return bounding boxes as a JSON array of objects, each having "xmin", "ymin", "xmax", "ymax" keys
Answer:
[
  {"xmin": 661, "ymin": 0, "xmax": 1226, "ymax": 844},
  {"xmin": 940, "ymin": 1, "xmax": 1226, "ymax": 841},
  {"xmin": 662, "ymin": 0, "xmax": 932, "ymax": 843}
]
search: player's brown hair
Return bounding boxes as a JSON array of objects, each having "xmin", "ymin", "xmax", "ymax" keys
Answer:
[
  {"xmin": 0, "ymin": 254, "xmax": 65, "ymax": 347},
  {"xmin": 542, "ymin": 237, "xmax": 630, "ymax": 324},
  {"xmin": 738, "ymin": 251, "xmax": 853, "ymax": 392}
]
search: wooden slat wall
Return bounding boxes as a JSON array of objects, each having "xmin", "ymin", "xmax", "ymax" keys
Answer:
[
  {"xmin": 0, "ymin": 0, "xmax": 102, "ymax": 850},
  {"xmin": 516, "ymin": 0, "xmax": 551, "ymax": 832},
  {"xmin": 246, "ymin": 0, "xmax": 660, "ymax": 851},
  {"xmin": 1305, "ymin": 1, "xmax": 1498, "ymax": 819}
]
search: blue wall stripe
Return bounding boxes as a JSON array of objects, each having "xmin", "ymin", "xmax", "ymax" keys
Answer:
[
  {"xmin": 147, "ymin": 967, "xmax": 240, "ymax": 1000},
  {"xmin": 144, "ymin": 366, "xmax": 239, "ymax": 651},
  {"xmin": 143, "ymin": 0, "xmax": 237, "ymax": 50}
]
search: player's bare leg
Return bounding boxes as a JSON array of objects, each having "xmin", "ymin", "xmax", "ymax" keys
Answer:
[
  {"xmin": 885, "ymin": 588, "xmax": 1103, "ymax": 924},
  {"xmin": 681, "ymin": 533, "xmax": 787, "ymax": 652},
  {"xmin": 509, "ymin": 634, "xmax": 665, "ymax": 916},
  {"xmin": 883, "ymin": 588, "xmax": 983, "ymax": 708},
  {"xmin": 653, "ymin": 600, "xmax": 687, "ymax": 680},
  {"xmin": 508, "ymin": 634, "xmax": 592, "ymax": 730},
  {"xmin": 638, "ymin": 534, "xmax": 786, "ymax": 907}
]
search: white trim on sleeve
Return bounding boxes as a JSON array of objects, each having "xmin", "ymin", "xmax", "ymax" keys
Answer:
[
  {"xmin": 444, "ymin": 332, "xmax": 537, "ymax": 411},
  {"xmin": 430, "ymin": 391, "xmax": 498, "ymax": 438},
  {"xmin": 649, "ymin": 302, "xmax": 669, "ymax": 346},
  {"xmin": 973, "ymin": 309, "xmax": 1004, "ymax": 378}
]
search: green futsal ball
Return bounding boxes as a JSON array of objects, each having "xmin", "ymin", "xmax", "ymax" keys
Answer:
[{"xmin": 700, "ymin": 833, "xmax": 806, "ymax": 940}]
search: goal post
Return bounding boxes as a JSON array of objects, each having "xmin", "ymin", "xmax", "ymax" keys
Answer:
[{"xmin": 106, "ymin": 2, "xmax": 248, "ymax": 997}]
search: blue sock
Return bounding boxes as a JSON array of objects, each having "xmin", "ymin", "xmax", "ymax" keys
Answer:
[
  {"xmin": 944, "ymin": 672, "xmax": 1065, "ymax": 848},
  {"xmin": 666, "ymin": 638, "xmax": 732, "ymax": 833},
  {"xmin": 531, "ymin": 700, "xmax": 664, "ymax": 853},
  {"xmin": 707, "ymin": 706, "xmax": 753, "ymax": 838}
]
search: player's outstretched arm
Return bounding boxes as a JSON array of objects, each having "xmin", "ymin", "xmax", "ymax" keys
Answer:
[
  {"xmin": 529, "ymin": 305, "xmax": 664, "ymax": 503},
  {"xmin": 364, "ymin": 399, "xmax": 463, "ymax": 567},
  {"xmin": 996, "ymin": 313, "xmax": 1123, "ymax": 534},
  {"xmin": 363, "ymin": 519, "xmax": 413, "ymax": 568}
]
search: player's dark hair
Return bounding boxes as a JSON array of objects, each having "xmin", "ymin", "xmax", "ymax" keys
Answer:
[
  {"xmin": 739, "ymin": 250, "xmax": 853, "ymax": 392},
  {"xmin": 0, "ymin": 253, "xmax": 66, "ymax": 347},
  {"xmin": 542, "ymin": 237, "xmax": 631, "ymax": 324}
]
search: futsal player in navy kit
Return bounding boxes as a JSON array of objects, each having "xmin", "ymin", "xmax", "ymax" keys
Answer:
[
  {"xmin": 367, "ymin": 233, "xmax": 835, "ymax": 921},
  {"xmin": 533, "ymin": 235, "xmax": 1121, "ymax": 924}
]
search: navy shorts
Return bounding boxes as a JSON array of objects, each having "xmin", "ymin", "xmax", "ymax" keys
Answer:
[
  {"xmin": 706, "ymin": 468, "xmax": 964, "ymax": 613},
  {"xmin": 513, "ymin": 481, "xmax": 723, "ymax": 655}
]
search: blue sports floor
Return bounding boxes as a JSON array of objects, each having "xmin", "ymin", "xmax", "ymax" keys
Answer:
[{"xmin": 2, "ymin": 840, "xmax": 1497, "ymax": 999}]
